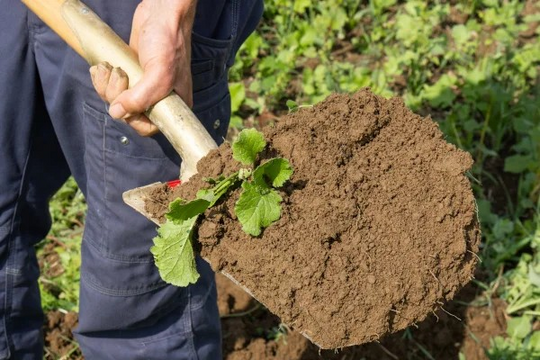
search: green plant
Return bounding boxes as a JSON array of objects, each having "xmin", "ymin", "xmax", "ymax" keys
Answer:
[
  {"xmin": 38, "ymin": 177, "xmax": 84, "ymax": 313},
  {"xmin": 487, "ymin": 314, "xmax": 540, "ymax": 359},
  {"xmin": 152, "ymin": 128, "xmax": 293, "ymax": 286}
]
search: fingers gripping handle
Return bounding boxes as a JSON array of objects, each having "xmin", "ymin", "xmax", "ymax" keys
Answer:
[{"xmin": 22, "ymin": 0, "xmax": 218, "ymax": 181}]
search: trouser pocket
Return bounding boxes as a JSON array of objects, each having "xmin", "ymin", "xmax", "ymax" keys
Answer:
[
  {"xmin": 77, "ymin": 90, "xmax": 230, "ymax": 332},
  {"xmin": 79, "ymin": 103, "xmax": 182, "ymax": 332}
]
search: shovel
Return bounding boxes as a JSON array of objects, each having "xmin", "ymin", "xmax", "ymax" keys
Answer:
[{"xmin": 23, "ymin": 0, "xmax": 328, "ymax": 348}]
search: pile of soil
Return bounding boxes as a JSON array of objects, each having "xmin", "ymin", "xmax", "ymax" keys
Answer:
[{"xmin": 146, "ymin": 89, "xmax": 481, "ymax": 348}]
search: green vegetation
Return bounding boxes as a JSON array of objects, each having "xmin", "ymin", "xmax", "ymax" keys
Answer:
[
  {"xmin": 151, "ymin": 206, "xmax": 202, "ymax": 287},
  {"xmin": 152, "ymin": 129, "xmax": 293, "ymax": 286},
  {"xmin": 232, "ymin": 129, "xmax": 293, "ymax": 236},
  {"xmin": 40, "ymin": 0, "xmax": 539, "ymax": 358},
  {"xmin": 38, "ymin": 177, "xmax": 83, "ymax": 314},
  {"xmin": 38, "ymin": 178, "xmax": 83, "ymax": 359}
]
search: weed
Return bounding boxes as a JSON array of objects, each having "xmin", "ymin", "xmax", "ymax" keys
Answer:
[{"xmin": 152, "ymin": 129, "xmax": 293, "ymax": 286}]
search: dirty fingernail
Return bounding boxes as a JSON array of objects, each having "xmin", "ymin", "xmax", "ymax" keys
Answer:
[
  {"xmin": 109, "ymin": 102, "xmax": 126, "ymax": 119},
  {"xmin": 109, "ymin": 68, "xmax": 119, "ymax": 84}
]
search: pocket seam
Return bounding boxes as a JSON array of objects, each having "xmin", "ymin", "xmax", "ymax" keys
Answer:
[
  {"xmin": 82, "ymin": 101, "xmax": 107, "ymax": 122},
  {"xmin": 83, "ymin": 272, "xmax": 167, "ymax": 297},
  {"xmin": 102, "ymin": 148, "xmax": 171, "ymax": 162},
  {"xmin": 85, "ymin": 236, "xmax": 155, "ymax": 263},
  {"xmin": 192, "ymin": 31, "xmax": 232, "ymax": 48},
  {"xmin": 83, "ymin": 101, "xmax": 171, "ymax": 160},
  {"xmin": 191, "ymin": 59, "xmax": 214, "ymax": 75}
]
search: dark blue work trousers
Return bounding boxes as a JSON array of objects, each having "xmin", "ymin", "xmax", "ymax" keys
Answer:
[{"xmin": 0, "ymin": 0, "xmax": 263, "ymax": 358}]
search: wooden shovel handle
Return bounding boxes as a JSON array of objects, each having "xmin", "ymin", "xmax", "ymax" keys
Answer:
[{"xmin": 22, "ymin": 0, "xmax": 218, "ymax": 181}]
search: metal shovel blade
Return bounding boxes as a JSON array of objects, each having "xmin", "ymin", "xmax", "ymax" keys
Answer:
[{"xmin": 122, "ymin": 182, "xmax": 164, "ymax": 225}]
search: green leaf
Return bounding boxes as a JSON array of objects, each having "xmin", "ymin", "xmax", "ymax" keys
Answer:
[
  {"xmin": 371, "ymin": 0, "xmax": 397, "ymax": 16},
  {"xmin": 167, "ymin": 198, "xmax": 210, "ymax": 222},
  {"xmin": 504, "ymin": 155, "xmax": 534, "ymax": 174},
  {"xmin": 230, "ymin": 115, "xmax": 244, "ymax": 130},
  {"xmin": 203, "ymin": 175, "xmax": 225, "ymax": 185},
  {"xmin": 235, "ymin": 182, "xmax": 282, "ymax": 236},
  {"xmin": 528, "ymin": 264, "xmax": 540, "ymax": 287},
  {"xmin": 452, "ymin": 25, "xmax": 471, "ymax": 46},
  {"xmin": 476, "ymin": 199, "xmax": 498, "ymax": 226},
  {"xmin": 196, "ymin": 172, "xmax": 239, "ymax": 207},
  {"xmin": 293, "ymin": 0, "xmax": 310, "ymax": 13},
  {"xmin": 421, "ymin": 74, "xmax": 457, "ymax": 108},
  {"xmin": 151, "ymin": 218, "xmax": 200, "ymax": 287},
  {"xmin": 253, "ymin": 158, "xmax": 293, "ymax": 188},
  {"xmin": 232, "ymin": 128, "xmax": 267, "ymax": 166},
  {"xmin": 506, "ymin": 316, "xmax": 532, "ymax": 340},
  {"xmin": 492, "ymin": 218, "xmax": 514, "ymax": 240},
  {"xmin": 528, "ymin": 330, "xmax": 540, "ymax": 351},
  {"xmin": 286, "ymin": 99, "xmax": 298, "ymax": 111},
  {"xmin": 230, "ymin": 82, "xmax": 246, "ymax": 113},
  {"xmin": 196, "ymin": 189, "xmax": 216, "ymax": 203}
]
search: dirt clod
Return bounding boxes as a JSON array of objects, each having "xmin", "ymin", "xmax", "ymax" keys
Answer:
[
  {"xmin": 148, "ymin": 89, "xmax": 481, "ymax": 348},
  {"xmin": 44, "ymin": 311, "xmax": 81, "ymax": 358}
]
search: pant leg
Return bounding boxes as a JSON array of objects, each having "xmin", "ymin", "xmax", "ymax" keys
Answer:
[
  {"xmin": 30, "ymin": 0, "xmax": 263, "ymax": 359},
  {"xmin": 0, "ymin": 2, "xmax": 72, "ymax": 359}
]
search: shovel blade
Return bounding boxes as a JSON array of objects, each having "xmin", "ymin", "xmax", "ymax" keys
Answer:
[
  {"xmin": 122, "ymin": 181, "xmax": 328, "ymax": 348},
  {"xmin": 122, "ymin": 182, "xmax": 164, "ymax": 225}
]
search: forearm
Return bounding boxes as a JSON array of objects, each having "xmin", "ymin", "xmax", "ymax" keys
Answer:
[
  {"xmin": 143, "ymin": 0, "xmax": 197, "ymax": 32},
  {"xmin": 131, "ymin": 0, "xmax": 197, "ymax": 74}
]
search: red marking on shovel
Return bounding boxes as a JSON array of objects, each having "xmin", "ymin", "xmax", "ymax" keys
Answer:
[{"xmin": 167, "ymin": 179, "xmax": 181, "ymax": 188}]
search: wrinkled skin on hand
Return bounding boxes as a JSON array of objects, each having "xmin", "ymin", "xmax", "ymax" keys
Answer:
[{"xmin": 89, "ymin": 0, "xmax": 197, "ymax": 136}]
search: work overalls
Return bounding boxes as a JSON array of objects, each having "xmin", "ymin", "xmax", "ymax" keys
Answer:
[{"xmin": 0, "ymin": 0, "xmax": 263, "ymax": 358}]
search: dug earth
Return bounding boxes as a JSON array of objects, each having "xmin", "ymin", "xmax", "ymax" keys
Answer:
[{"xmin": 146, "ymin": 88, "xmax": 480, "ymax": 348}]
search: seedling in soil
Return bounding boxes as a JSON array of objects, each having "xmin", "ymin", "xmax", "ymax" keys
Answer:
[{"xmin": 151, "ymin": 128, "xmax": 293, "ymax": 287}]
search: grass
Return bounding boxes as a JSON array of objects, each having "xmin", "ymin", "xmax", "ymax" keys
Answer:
[{"xmin": 39, "ymin": 0, "xmax": 540, "ymax": 358}]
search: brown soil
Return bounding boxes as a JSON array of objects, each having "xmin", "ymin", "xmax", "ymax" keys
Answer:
[
  {"xmin": 520, "ymin": 0, "xmax": 540, "ymax": 43},
  {"xmin": 39, "ymin": 242, "xmax": 64, "ymax": 279},
  {"xmin": 42, "ymin": 274, "xmax": 507, "ymax": 360},
  {"xmin": 44, "ymin": 311, "xmax": 81, "ymax": 359},
  {"xmin": 145, "ymin": 89, "xmax": 481, "ymax": 348}
]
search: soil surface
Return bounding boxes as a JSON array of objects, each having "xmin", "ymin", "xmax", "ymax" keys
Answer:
[
  {"xmin": 44, "ymin": 311, "xmax": 81, "ymax": 359},
  {"xmin": 145, "ymin": 89, "xmax": 481, "ymax": 348},
  {"xmin": 43, "ymin": 274, "xmax": 507, "ymax": 359}
]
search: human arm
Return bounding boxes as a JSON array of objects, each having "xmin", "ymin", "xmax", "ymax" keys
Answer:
[{"xmin": 89, "ymin": 0, "xmax": 197, "ymax": 136}]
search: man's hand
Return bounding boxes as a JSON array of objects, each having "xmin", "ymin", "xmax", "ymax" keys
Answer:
[{"xmin": 89, "ymin": 0, "xmax": 197, "ymax": 136}]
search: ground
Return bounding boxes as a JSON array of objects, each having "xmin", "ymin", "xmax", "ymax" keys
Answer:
[{"xmin": 43, "ymin": 272, "xmax": 508, "ymax": 360}]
